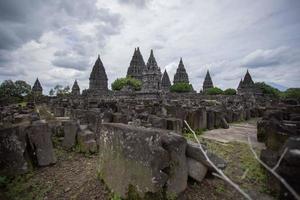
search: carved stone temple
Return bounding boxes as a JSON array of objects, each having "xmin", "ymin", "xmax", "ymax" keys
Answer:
[
  {"xmin": 126, "ymin": 47, "xmax": 146, "ymax": 81},
  {"xmin": 173, "ymin": 58, "xmax": 189, "ymax": 84},
  {"xmin": 202, "ymin": 70, "xmax": 214, "ymax": 92},
  {"xmin": 88, "ymin": 55, "xmax": 108, "ymax": 95},
  {"xmin": 141, "ymin": 50, "xmax": 162, "ymax": 92},
  {"xmin": 32, "ymin": 78, "xmax": 43, "ymax": 95}
]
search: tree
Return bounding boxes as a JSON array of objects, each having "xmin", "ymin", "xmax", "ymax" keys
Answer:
[
  {"xmin": 283, "ymin": 88, "xmax": 300, "ymax": 100},
  {"xmin": 170, "ymin": 82, "xmax": 193, "ymax": 93},
  {"xmin": 0, "ymin": 80, "xmax": 31, "ymax": 104},
  {"xmin": 111, "ymin": 77, "xmax": 142, "ymax": 91},
  {"xmin": 15, "ymin": 80, "xmax": 31, "ymax": 96},
  {"xmin": 49, "ymin": 84, "xmax": 71, "ymax": 97},
  {"xmin": 224, "ymin": 88, "xmax": 236, "ymax": 95},
  {"xmin": 254, "ymin": 82, "xmax": 281, "ymax": 98},
  {"xmin": 205, "ymin": 87, "xmax": 223, "ymax": 95}
]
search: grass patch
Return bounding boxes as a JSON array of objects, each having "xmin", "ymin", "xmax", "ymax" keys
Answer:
[
  {"xmin": 202, "ymin": 139, "xmax": 269, "ymax": 194},
  {"xmin": 3, "ymin": 172, "xmax": 53, "ymax": 200}
]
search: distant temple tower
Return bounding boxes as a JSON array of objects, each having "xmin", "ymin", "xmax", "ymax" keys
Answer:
[
  {"xmin": 71, "ymin": 80, "xmax": 80, "ymax": 96},
  {"xmin": 203, "ymin": 70, "xmax": 214, "ymax": 92},
  {"xmin": 161, "ymin": 69, "xmax": 171, "ymax": 91},
  {"xmin": 126, "ymin": 47, "xmax": 146, "ymax": 81},
  {"xmin": 32, "ymin": 78, "xmax": 43, "ymax": 95},
  {"xmin": 141, "ymin": 50, "xmax": 162, "ymax": 92},
  {"xmin": 89, "ymin": 55, "xmax": 108, "ymax": 94},
  {"xmin": 173, "ymin": 58, "xmax": 189, "ymax": 84},
  {"xmin": 237, "ymin": 70, "xmax": 260, "ymax": 95}
]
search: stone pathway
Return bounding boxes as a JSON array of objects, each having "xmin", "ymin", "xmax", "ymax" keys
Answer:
[{"xmin": 201, "ymin": 118, "xmax": 265, "ymax": 149}]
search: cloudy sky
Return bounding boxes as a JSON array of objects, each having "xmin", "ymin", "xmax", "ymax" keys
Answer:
[{"xmin": 0, "ymin": 0, "xmax": 300, "ymax": 93}]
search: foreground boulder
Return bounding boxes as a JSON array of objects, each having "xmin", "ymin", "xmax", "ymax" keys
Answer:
[
  {"xmin": 0, "ymin": 126, "xmax": 28, "ymax": 175},
  {"xmin": 98, "ymin": 123, "xmax": 188, "ymax": 199},
  {"xmin": 26, "ymin": 120, "xmax": 57, "ymax": 166}
]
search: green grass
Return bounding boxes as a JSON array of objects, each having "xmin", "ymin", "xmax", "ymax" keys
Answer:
[{"xmin": 3, "ymin": 172, "xmax": 53, "ymax": 200}]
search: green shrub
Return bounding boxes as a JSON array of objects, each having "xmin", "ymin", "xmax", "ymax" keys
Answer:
[
  {"xmin": 283, "ymin": 88, "xmax": 300, "ymax": 100},
  {"xmin": 223, "ymin": 88, "xmax": 236, "ymax": 95},
  {"xmin": 170, "ymin": 82, "xmax": 193, "ymax": 93},
  {"xmin": 254, "ymin": 82, "xmax": 281, "ymax": 98},
  {"xmin": 111, "ymin": 77, "xmax": 142, "ymax": 91},
  {"xmin": 205, "ymin": 87, "xmax": 223, "ymax": 95}
]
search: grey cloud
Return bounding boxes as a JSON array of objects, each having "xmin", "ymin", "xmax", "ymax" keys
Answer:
[
  {"xmin": 0, "ymin": 0, "xmax": 122, "ymax": 51},
  {"xmin": 118, "ymin": 0, "xmax": 150, "ymax": 8},
  {"xmin": 51, "ymin": 54, "xmax": 90, "ymax": 71}
]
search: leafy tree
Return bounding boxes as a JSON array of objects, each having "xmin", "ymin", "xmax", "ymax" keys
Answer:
[
  {"xmin": 223, "ymin": 88, "xmax": 236, "ymax": 95},
  {"xmin": 48, "ymin": 84, "xmax": 71, "ymax": 97},
  {"xmin": 283, "ymin": 88, "xmax": 300, "ymax": 100},
  {"xmin": 15, "ymin": 80, "xmax": 31, "ymax": 96},
  {"xmin": 205, "ymin": 87, "xmax": 223, "ymax": 95},
  {"xmin": 170, "ymin": 82, "xmax": 193, "ymax": 93},
  {"xmin": 0, "ymin": 80, "xmax": 31, "ymax": 104},
  {"xmin": 111, "ymin": 77, "xmax": 142, "ymax": 91},
  {"xmin": 254, "ymin": 82, "xmax": 281, "ymax": 98}
]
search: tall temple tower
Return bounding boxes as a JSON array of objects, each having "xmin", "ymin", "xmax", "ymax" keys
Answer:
[
  {"xmin": 32, "ymin": 78, "xmax": 43, "ymax": 95},
  {"xmin": 173, "ymin": 58, "xmax": 189, "ymax": 84},
  {"xmin": 161, "ymin": 69, "xmax": 171, "ymax": 91},
  {"xmin": 89, "ymin": 55, "xmax": 108, "ymax": 94},
  {"xmin": 141, "ymin": 50, "xmax": 162, "ymax": 92},
  {"xmin": 237, "ymin": 70, "xmax": 260, "ymax": 95},
  {"xmin": 126, "ymin": 47, "xmax": 146, "ymax": 81},
  {"xmin": 71, "ymin": 80, "xmax": 80, "ymax": 96},
  {"xmin": 202, "ymin": 70, "xmax": 214, "ymax": 92}
]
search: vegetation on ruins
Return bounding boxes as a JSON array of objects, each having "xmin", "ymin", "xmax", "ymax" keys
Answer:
[
  {"xmin": 111, "ymin": 77, "xmax": 142, "ymax": 91},
  {"xmin": 254, "ymin": 82, "xmax": 281, "ymax": 98},
  {"xmin": 170, "ymin": 82, "xmax": 193, "ymax": 93},
  {"xmin": 49, "ymin": 84, "xmax": 71, "ymax": 97},
  {"xmin": 205, "ymin": 87, "xmax": 223, "ymax": 95},
  {"xmin": 223, "ymin": 88, "xmax": 237, "ymax": 95},
  {"xmin": 0, "ymin": 80, "xmax": 31, "ymax": 104}
]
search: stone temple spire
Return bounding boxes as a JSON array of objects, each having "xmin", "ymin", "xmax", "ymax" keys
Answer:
[
  {"xmin": 161, "ymin": 69, "xmax": 171, "ymax": 91},
  {"xmin": 89, "ymin": 55, "xmax": 108, "ymax": 94},
  {"xmin": 32, "ymin": 78, "xmax": 43, "ymax": 95},
  {"xmin": 146, "ymin": 49, "xmax": 158, "ymax": 70},
  {"xmin": 203, "ymin": 70, "xmax": 214, "ymax": 92},
  {"xmin": 71, "ymin": 80, "xmax": 80, "ymax": 96},
  {"xmin": 127, "ymin": 47, "xmax": 146, "ymax": 81},
  {"xmin": 142, "ymin": 49, "xmax": 162, "ymax": 92},
  {"xmin": 243, "ymin": 69, "xmax": 254, "ymax": 85},
  {"xmin": 173, "ymin": 58, "xmax": 189, "ymax": 84},
  {"xmin": 237, "ymin": 78, "xmax": 243, "ymax": 90}
]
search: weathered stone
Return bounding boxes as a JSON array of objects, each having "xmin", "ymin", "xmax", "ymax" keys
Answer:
[
  {"xmin": 26, "ymin": 121, "xmax": 57, "ymax": 166},
  {"xmin": 77, "ymin": 127, "xmax": 97, "ymax": 153},
  {"xmin": 0, "ymin": 126, "xmax": 28, "ymax": 175},
  {"xmin": 98, "ymin": 123, "xmax": 188, "ymax": 198},
  {"xmin": 160, "ymin": 133, "xmax": 188, "ymax": 195},
  {"xmin": 186, "ymin": 141, "xmax": 227, "ymax": 171},
  {"xmin": 186, "ymin": 108, "xmax": 207, "ymax": 130},
  {"xmin": 207, "ymin": 110, "xmax": 215, "ymax": 130},
  {"xmin": 220, "ymin": 117, "xmax": 229, "ymax": 129},
  {"xmin": 112, "ymin": 112, "xmax": 128, "ymax": 124},
  {"xmin": 62, "ymin": 121, "xmax": 78, "ymax": 149},
  {"xmin": 187, "ymin": 158, "xmax": 208, "ymax": 182}
]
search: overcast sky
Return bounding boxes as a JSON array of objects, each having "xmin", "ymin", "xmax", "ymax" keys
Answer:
[{"xmin": 0, "ymin": 0, "xmax": 299, "ymax": 93}]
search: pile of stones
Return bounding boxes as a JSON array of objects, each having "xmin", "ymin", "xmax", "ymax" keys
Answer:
[{"xmin": 257, "ymin": 101, "xmax": 300, "ymax": 199}]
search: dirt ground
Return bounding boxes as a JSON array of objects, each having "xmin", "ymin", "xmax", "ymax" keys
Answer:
[{"xmin": 1, "ymin": 120, "xmax": 275, "ymax": 200}]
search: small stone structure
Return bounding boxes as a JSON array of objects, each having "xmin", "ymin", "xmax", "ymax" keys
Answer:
[
  {"xmin": 161, "ymin": 69, "xmax": 171, "ymax": 92},
  {"xmin": 126, "ymin": 47, "xmax": 146, "ymax": 81},
  {"xmin": 173, "ymin": 58, "xmax": 189, "ymax": 84},
  {"xmin": 202, "ymin": 70, "xmax": 213, "ymax": 92},
  {"xmin": 71, "ymin": 80, "xmax": 80, "ymax": 96},
  {"xmin": 32, "ymin": 78, "xmax": 43, "ymax": 95},
  {"xmin": 88, "ymin": 55, "xmax": 108, "ymax": 95},
  {"xmin": 141, "ymin": 50, "xmax": 162, "ymax": 92}
]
